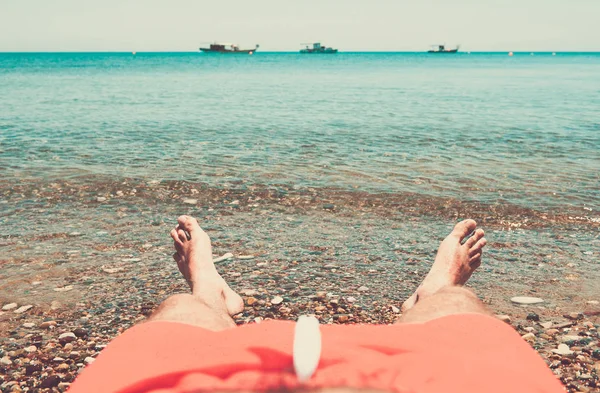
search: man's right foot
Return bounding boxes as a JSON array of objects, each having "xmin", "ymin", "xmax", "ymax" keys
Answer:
[
  {"xmin": 170, "ymin": 215, "xmax": 244, "ymax": 316},
  {"xmin": 401, "ymin": 219, "xmax": 487, "ymax": 312}
]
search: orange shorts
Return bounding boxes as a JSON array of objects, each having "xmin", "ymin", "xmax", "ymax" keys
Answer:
[{"xmin": 69, "ymin": 314, "xmax": 564, "ymax": 393}]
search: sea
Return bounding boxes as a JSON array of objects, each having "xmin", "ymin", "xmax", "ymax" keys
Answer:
[
  {"xmin": 1, "ymin": 52, "xmax": 600, "ymax": 308},
  {"xmin": 1, "ymin": 52, "xmax": 599, "ymax": 211}
]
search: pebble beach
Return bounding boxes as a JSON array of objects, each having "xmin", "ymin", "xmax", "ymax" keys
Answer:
[{"xmin": 1, "ymin": 177, "xmax": 599, "ymax": 392}]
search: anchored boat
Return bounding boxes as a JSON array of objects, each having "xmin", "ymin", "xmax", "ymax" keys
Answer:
[
  {"xmin": 428, "ymin": 44, "xmax": 460, "ymax": 53},
  {"xmin": 300, "ymin": 43, "xmax": 338, "ymax": 54},
  {"xmin": 199, "ymin": 43, "xmax": 259, "ymax": 54}
]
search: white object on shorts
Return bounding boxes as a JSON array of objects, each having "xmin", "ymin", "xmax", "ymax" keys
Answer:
[{"xmin": 293, "ymin": 315, "xmax": 322, "ymax": 382}]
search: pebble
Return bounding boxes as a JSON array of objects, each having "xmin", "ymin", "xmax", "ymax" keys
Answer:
[
  {"xmin": 237, "ymin": 255, "xmax": 255, "ymax": 260},
  {"xmin": 560, "ymin": 335, "xmax": 581, "ymax": 343},
  {"xmin": 357, "ymin": 286, "xmax": 369, "ymax": 292},
  {"xmin": 1, "ymin": 356, "xmax": 12, "ymax": 366},
  {"xmin": 40, "ymin": 375, "xmax": 61, "ymax": 389},
  {"xmin": 511, "ymin": 296, "xmax": 544, "ymax": 305},
  {"xmin": 495, "ymin": 315, "xmax": 511, "ymax": 324},
  {"xmin": 540, "ymin": 321, "xmax": 553, "ymax": 329},
  {"xmin": 271, "ymin": 296, "xmax": 284, "ymax": 305},
  {"xmin": 53, "ymin": 285, "xmax": 74, "ymax": 292},
  {"xmin": 524, "ymin": 327, "xmax": 536, "ymax": 333},
  {"xmin": 566, "ymin": 312, "xmax": 583, "ymax": 320},
  {"xmin": 323, "ymin": 203, "xmax": 335, "ymax": 210},
  {"xmin": 40, "ymin": 321, "xmax": 57, "ymax": 329},
  {"xmin": 587, "ymin": 300, "xmax": 599, "ymax": 305},
  {"xmin": 58, "ymin": 332, "xmax": 77, "ymax": 344},
  {"xmin": 74, "ymin": 327, "xmax": 88, "ymax": 338},
  {"xmin": 214, "ymin": 253, "xmax": 234, "ymax": 263},
  {"xmin": 241, "ymin": 289, "xmax": 258, "ymax": 296},
  {"xmin": 24, "ymin": 346, "xmax": 37, "ymax": 353},
  {"xmin": 346, "ymin": 297, "xmax": 357, "ymax": 303},
  {"xmin": 391, "ymin": 305, "xmax": 400, "ymax": 314},
  {"xmin": 2, "ymin": 303, "xmax": 17, "ymax": 311},
  {"xmin": 546, "ymin": 329, "xmax": 560, "ymax": 336},
  {"xmin": 522, "ymin": 332, "xmax": 536, "ymax": 342},
  {"xmin": 63, "ymin": 343, "xmax": 74, "ymax": 352},
  {"xmin": 56, "ymin": 363, "xmax": 70, "ymax": 371},
  {"xmin": 552, "ymin": 343, "xmax": 574, "ymax": 355},
  {"xmin": 246, "ymin": 297, "xmax": 258, "ymax": 306},
  {"xmin": 84, "ymin": 357, "xmax": 95, "ymax": 364},
  {"xmin": 182, "ymin": 198, "xmax": 197, "ymax": 205},
  {"xmin": 13, "ymin": 305, "xmax": 33, "ymax": 314},
  {"xmin": 96, "ymin": 197, "xmax": 107, "ymax": 202},
  {"xmin": 22, "ymin": 323, "xmax": 35, "ymax": 328},
  {"xmin": 526, "ymin": 312, "xmax": 540, "ymax": 322},
  {"xmin": 58, "ymin": 382, "xmax": 71, "ymax": 392}
]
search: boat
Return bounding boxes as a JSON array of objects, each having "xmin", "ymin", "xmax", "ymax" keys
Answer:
[
  {"xmin": 300, "ymin": 43, "xmax": 338, "ymax": 54},
  {"xmin": 199, "ymin": 43, "xmax": 259, "ymax": 54},
  {"xmin": 428, "ymin": 44, "xmax": 460, "ymax": 53}
]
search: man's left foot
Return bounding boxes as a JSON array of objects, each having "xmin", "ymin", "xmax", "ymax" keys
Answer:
[{"xmin": 170, "ymin": 215, "xmax": 244, "ymax": 316}]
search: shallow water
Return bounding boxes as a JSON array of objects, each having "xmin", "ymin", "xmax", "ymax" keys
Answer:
[{"xmin": 1, "ymin": 52, "xmax": 599, "ymax": 212}]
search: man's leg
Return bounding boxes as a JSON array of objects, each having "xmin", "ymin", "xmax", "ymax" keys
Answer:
[
  {"xmin": 147, "ymin": 215, "xmax": 244, "ymax": 331},
  {"xmin": 399, "ymin": 219, "xmax": 489, "ymax": 323}
]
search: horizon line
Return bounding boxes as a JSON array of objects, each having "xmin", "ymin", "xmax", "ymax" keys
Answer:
[{"xmin": 2, "ymin": 50, "xmax": 600, "ymax": 54}]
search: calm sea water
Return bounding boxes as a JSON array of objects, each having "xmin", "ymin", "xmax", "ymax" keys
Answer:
[{"xmin": 1, "ymin": 52, "xmax": 599, "ymax": 211}]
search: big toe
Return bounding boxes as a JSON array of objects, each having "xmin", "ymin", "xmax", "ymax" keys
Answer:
[
  {"xmin": 450, "ymin": 219, "xmax": 477, "ymax": 241},
  {"xmin": 177, "ymin": 215, "xmax": 201, "ymax": 234}
]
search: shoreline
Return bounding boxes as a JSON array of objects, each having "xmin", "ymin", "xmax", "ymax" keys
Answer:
[{"xmin": 1, "ymin": 177, "xmax": 599, "ymax": 392}]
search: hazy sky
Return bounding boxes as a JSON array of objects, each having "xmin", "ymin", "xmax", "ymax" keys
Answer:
[{"xmin": 1, "ymin": 0, "xmax": 598, "ymax": 52}]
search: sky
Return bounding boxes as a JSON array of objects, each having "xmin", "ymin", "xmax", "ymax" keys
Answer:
[{"xmin": 1, "ymin": 0, "xmax": 599, "ymax": 52}]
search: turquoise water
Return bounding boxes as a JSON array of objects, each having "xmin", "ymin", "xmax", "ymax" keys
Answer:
[{"xmin": 1, "ymin": 52, "xmax": 599, "ymax": 211}]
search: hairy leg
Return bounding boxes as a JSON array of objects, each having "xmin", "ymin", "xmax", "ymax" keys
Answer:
[
  {"xmin": 146, "ymin": 215, "xmax": 243, "ymax": 331},
  {"xmin": 398, "ymin": 219, "xmax": 488, "ymax": 323}
]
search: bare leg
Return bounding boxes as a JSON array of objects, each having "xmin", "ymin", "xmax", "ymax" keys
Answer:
[
  {"xmin": 147, "ymin": 215, "xmax": 244, "ymax": 331},
  {"xmin": 399, "ymin": 219, "xmax": 489, "ymax": 323}
]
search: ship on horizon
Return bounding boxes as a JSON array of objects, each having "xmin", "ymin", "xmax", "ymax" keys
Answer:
[
  {"xmin": 300, "ymin": 43, "xmax": 338, "ymax": 54},
  {"xmin": 428, "ymin": 44, "xmax": 460, "ymax": 53},
  {"xmin": 199, "ymin": 42, "xmax": 259, "ymax": 54}
]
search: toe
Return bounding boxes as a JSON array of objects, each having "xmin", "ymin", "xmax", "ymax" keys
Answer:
[
  {"xmin": 451, "ymin": 219, "xmax": 477, "ymax": 241},
  {"xmin": 469, "ymin": 252, "xmax": 482, "ymax": 266},
  {"xmin": 469, "ymin": 237, "xmax": 487, "ymax": 257},
  {"xmin": 171, "ymin": 228, "xmax": 184, "ymax": 249},
  {"xmin": 177, "ymin": 215, "xmax": 201, "ymax": 234},
  {"xmin": 177, "ymin": 228, "xmax": 188, "ymax": 243},
  {"xmin": 465, "ymin": 229, "xmax": 485, "ymax": 249}
]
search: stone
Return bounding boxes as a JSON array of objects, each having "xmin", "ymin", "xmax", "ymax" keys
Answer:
[
  {"xmin": 566, "ymin": 312, "xmax": 583, "ymax": 320},
  {"xmin": 1, "ymin": 356, "xmax": 12, "ymax": 366},
  {"xmin": 13, "ymin": 305, "xmax": 33, "ymax": 314},
  {"xmin": 84, "ymin": 357, "xmax": 95, "ymax": 365},
  {"xmin": 357, "ymin": 286, "xmax": 369, "ymax": 292},
  {"xmin": 524, "ymin": 327, "xmax": 536, "ymax": 333},
  {"xmin": 2, "ymin": 303, "xmax": 17, "ymax": 311},
  {"xmin": 511, "ymin": 296, "xmax": 544, "ymax": 305},
  {"xmin": 587, "ymin": 300, "xmax": 599, "ymax": 305},
  {"xmin": 237, "ymin": 255, "xmax": 255, "ymax": 260},
  {"xmin": 346, "ymin": 297, "xmax": 357, "ymax": 303},
  {"xmin": 546, "ymin": 329, "xmax": 559, "ymax": 336},
  {"xmin": 116, "ymin": 190, "xmax": 124, "ymax": 196},
  {"xmin": 53, "ymin": 357, "xmax": 65, "ymax": 362},
  {"xmin": 552, "ymin": 344, "xmax": 574, "ymax": 355},
  {"xmin": 56, "ymin": 363, "xmax": 70, "ymax": 371},
  {"xmin": 560, "ymin": 335, "xmax": 581, "ymax": 343},
  {"xmin": 241, "ymin": 289, "xmax": 258, "ymax": 296},
  {"xmin": 50, "ymin": 301, "xmax": 62, "ymax": 310},
  {"xmin": 495, "ymin": 315, "xmax": 511, "ymax": 324},
  {"xmin": 24, "ymin": 346, "xmax": 37, "ymax": 353},
  {"xmin": 96, "ymin": 197, "xmax": 107, "ymax": 202},
  {"xmin": 63, "ymin": 343, "xmax": 74, "ymax": 352},
  {"xmin": 40, "ymin": 321, "xmax": 57, "ymax": 329},
  {"xmin": 182, "ymin": 198, "xmax": 197, "ymax": 205},
  {"xmin": 102, "ymin": 266, "xmax": 124, "ymax": 274},
  {"xmin": 25, "ymin": 363, "xmax": 42, "ymax": 375},
  {"xmin": 337, "ymin": 315, "xmax": 349, "ymax": 323},
  {"xmin": 526, "ymin": 312, "xmax": 540, "ymax": 322},
  {"xmin": 58, "ymin": 382, "xmax": 71, "ymax": 392},
  {"xmin": 323, "ymin": 203, "xmax": 335, "ymax": 210},
  {"xmin": 74, "ymin": 328, "xmax": 88, "ymax": 338},
  {"xmin": 271, "ymin": 296, "xmax": 284, "ymax": 305},
  {"xmin": 246, "ymin": 297, "xmax": 258, "ymax": 306},
  {"xmin": 53, "ymin": 285, "xmax": 73, "ymax": 292},
  {"xmin": 58, "ymin": 332, "xmax": 77, "ymax": 344},
  {"xmin": 540, "ymin": 321, "xmax": 553, "ymax": 329},
  {"xmin": 391, "ymin": 305, "xmax": 400, "ymax": 314},
  {"xmin": 213, "ymin": 253, "xmax": 234, "ymax": 263},
  {"xmin": 521, "ymin": 333, "xmax": 536, "ymax": 342},
  {"xmin": 40, "ymin": 375, "xmax": 61, "ymax": 389},
  {"xmin": 22, "ymin": 323, "xmax": 35, "ymax": 329}
]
